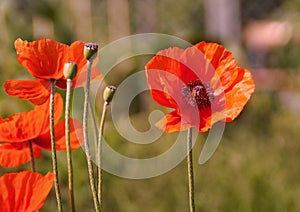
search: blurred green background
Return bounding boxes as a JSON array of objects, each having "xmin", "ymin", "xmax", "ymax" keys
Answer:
[{"xmin": 1, "ymin": 0, "xmax": 300, "ymax": 211}]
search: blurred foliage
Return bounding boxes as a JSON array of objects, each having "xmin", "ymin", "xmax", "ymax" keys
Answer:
[
  {"xmin": 241, "ymin": 0, "xmax": 285, "ymax": 24},
  {"xmin": 1, "ymin": 0, "xmax": 300, "ymax": 211},
  {"xmin": 269, "ymin": 41, "xmax": 300, "ymax": 70}
]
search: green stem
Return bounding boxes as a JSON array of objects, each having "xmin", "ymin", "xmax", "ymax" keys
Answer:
[
  {"xmin": 88, "ymin": 97, "xmax": 99, "ymax": 154},
  {"xmin": 187, "ymin": 128, "xmax": 195, "ymax": 212},
  {"xmin": 65, "ymin": 79, "xmax": 75, "ymax": 212},
  {"xmin": 50, "ymin": 79, "xmax": 63, "ymax": 212},
  {"xmin": 83, "ymin": 60, "xmax": 100, "ymax": 211},
  {"xmin": 88, "ymin": 97, "xmax": 99, "ymax": 199},
  {"xmin": 83, "ymin": 90, "xmax": 99, "ymax": 161},
  {"xmin": 28, "ymin": 140, "xmax": 36, "ymax": 172},
  {"xmin": 97, "ymin": 101, "xmax": 108, "ymax": 209}
]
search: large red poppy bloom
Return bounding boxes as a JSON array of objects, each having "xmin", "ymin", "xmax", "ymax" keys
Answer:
[
  {"xmin": 0, "ymin": 94, "xmax": 82, "ymax": 167},
  {"xmin": 4, "ymin": 38, "xmax": 102, "ymax": 105},
  {"xmin": 145, "ymin": 41, "xmax": 255, "ymax": 132},
  {"xmin": 0, "ymin": 171, "xmax": 54, "ymax": 212}
]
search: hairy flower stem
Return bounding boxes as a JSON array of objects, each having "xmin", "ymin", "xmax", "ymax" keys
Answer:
[
  {"xmin": 88, "ymin": 97, "xmax": 99, "ymax": 188},
  {"xmin": 50, "ymin": 79, "xmax": 63, "ymax": 212},
  {"xmin": 187, "ymin": 128, "xmax": 195, "ymax": 212},
  {"xmin": 65, "ymin": 79, "xmax": 75, "ymax": 212},
  {"xmin": 88, "ymin": 97, "xmax": 99, "ymax": 153},
  {"xmin": 82, "ymin": 91, "xmax": 99, "ymax": 157},
  {"xmin": 97, "ymin": 101, "xmax": 108, "ymax": 209},
  {"xmin": 28, "ymin": 140, "xmax": 36, "ymax": 172},
  {"xmin": 83, "ymin": 60, "xmax": 100, "ymax": 211}
]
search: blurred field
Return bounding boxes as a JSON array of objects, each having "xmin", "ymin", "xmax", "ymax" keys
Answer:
[{"xmin": 1, "ymin": 0, "xmax": 300, "ymax": 211}]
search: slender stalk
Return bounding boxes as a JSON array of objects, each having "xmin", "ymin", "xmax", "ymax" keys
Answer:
[
  {"xmin": 84, "ymin": 86, "xmax": 100, "ymax": 187},
  {"xmin": 83, "ymin": 60, "xmax": 100, "ymax": 211},
  {"xmin": 97, "ymin": 101, "xmax": 109, "ymax": 209},
  {"xmin": 88, "ymin": 97, "xmax": 99, "ymax": 197},
  {"xmin": 88, "ymin": 97, "xmax": 99, "ymax": 154},
  {"xmin": 50, "ymin": 79, "xmax": 63, "ymax": 212},
  {"xmin": 28, "ymin": 140, "xmax": 36, "ymax": 172},
  {"xmin": 65, "ymin": 78, "xmax": 75, "ymax": 212},
  {"xmin": 187, "ymin": 128, "xmax": 195, "ymax": 212}
]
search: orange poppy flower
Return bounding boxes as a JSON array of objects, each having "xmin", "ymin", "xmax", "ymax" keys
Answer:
[
  {"xmin": 0, "ymin": 171, "xmax": 54, "ymax": 212},
  {"xmin": 145, "ymin": 41, "xmax": 255, "ymax": 132},
  {"xmin": 4, "ymin": 38, "xmax": 102, "ymax": 105},
  {"xmin": 0, "ymin": 94, "xmax": 82, "ymax": 167}
]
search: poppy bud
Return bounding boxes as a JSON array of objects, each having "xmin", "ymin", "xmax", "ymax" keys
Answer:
[
  {"xmin": 63, "ymin": 62, "xmax": 78, "ymax": 80},
  {"xmin": 84, "ymin": 43, "xmax": 98, "ymax": 60},
  {"xmin": 103, "ymin": 85, "xmax": 117, "ymax": 103}
]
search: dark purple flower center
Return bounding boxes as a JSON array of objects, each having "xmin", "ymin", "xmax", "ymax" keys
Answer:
[{"xmin": 181, "ymin": 80, "xmax": 215, "ymax": 109}]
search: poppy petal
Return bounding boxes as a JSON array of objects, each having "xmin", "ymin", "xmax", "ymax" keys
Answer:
[
  {"xmin": 195, "ymin": 42, "xmax": 244, "ymax": 92},
  {"xmin": 55, "ymin": 66, "xmax": 103, "ymax": 89},
  {"xmin": 15, "ymin": 38, "xmax": 66, "ymax": 80},
  {"xmin": 146, "ymin": 50, "xmax": 184, "ymax": 108},
  {"xmin": 224, "ymin": 68, "xmax": 255, "ymax": 121},
  {"xmin": 146, "ymin": 74, "xmax": 179, "ymax": 109},
  {"xmin": 0, "ymin": 171, "xmax": 54, "ymax": 212},
  {"xmin": 38, "ymin": 93, "xmax": 64, "ymax": 135},
  {"xmin": 4, "ymin": 79, "xmax": 51, "ymax": 105},
  {"xmin": 0, "ymin": 142, "xmax": 41, "ymax": 167},
  {"xmin": 156, "ymin": 110, "xmax": 191, "ymax": 133},
  {"xmin": 65, "ymin": 41, "xmax": 87, "ymax": 70},
  {"xmin": 146, "ymin": 47, "xmax": 185, "ymax": 81},
  {"xmin": 0, "ymin": 107, "xmax": 48, "ymax": 142},
  {"xmin": 181, "ymin": 45, "xmax": 217, "ymax": 83},
  {"xmin": 73, "ymin": 66, "xmax": 103, "ymax": 88},
  {"xmin": 0, "ymin": 93, "xmax": 63, "ymax": 142},
  {"xmin": 55, "ymin": 41, "xmax": 102, "ymax": 89},
  {"xmin": 34, "ymin": 118, "xmax": 82, "ymax": 151}
]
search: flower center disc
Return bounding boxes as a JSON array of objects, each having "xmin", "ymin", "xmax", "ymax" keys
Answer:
[{"xmin": 182, "ymin": 80, "xmax": 215, "ymax": 109}]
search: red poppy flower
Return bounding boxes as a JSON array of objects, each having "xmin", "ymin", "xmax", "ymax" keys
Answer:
[
  {"xmin": 4, "ymin": 38, "xmax": 102, "ymax": 105},
  {"xmin": 0, "ymin": 171, "xmax": 54, "ymax": 212},
  {"xmin": 145, "ymin": 41, "xmax": 255, "ymax": 132},
  {"xmin": 0, "ymin": 94, "xmax": 82, "ymax": 167}
]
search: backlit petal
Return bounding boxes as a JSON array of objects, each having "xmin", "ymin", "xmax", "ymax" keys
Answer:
[
  {"xmin": 0, "ymin": 106, "xmax": 48, "ymax": 142},
  {"xmin": 73, "ymin": 66, "xmax": 103, "ymax": 88},
  {"xmin": 0, "ymin": 171, "xmax": 54, "ymax": 212},
  {"xmin": 4, "ymin": 79, "xmax": 51, "ymax": 105},
  {"xmin": 0, "ymin": 93, "xmax": 63, "ymax": 142},
  {"xmin": 34, "ymin": 118, "xmax": 82, "ymax": 151},
  {"xmin": 146, "ymin": 48, "xmax": 188, "ymax": 108},
  {"xmin": 15, "ymin": 38, "xmax": 66, "ymax": 80},
  {"xmin": 195, "ymin": 42, "xmax": 244, "ymax": 92},
  {"xmin": 156, "ymin": 110, "xmax": 191, "ymax": 133},
  {"xmin": 0, "ymin": 142, "xmax": 41, "ymax": 167},
  {"xmin": 65, "ymin": 41, "xmax": 87, "ymax": 70},
  {"xmin": 224, "ymin": 68, "xmax": 255, "ymax": 121},
  {"xmin": 56, "ymin": 66, "xmax": 103, "ymax": 89}
]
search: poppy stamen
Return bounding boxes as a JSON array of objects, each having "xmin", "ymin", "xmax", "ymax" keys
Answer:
[{"xmin": 182, "ymin": 80, "xmax": 215, "ymax": 109}]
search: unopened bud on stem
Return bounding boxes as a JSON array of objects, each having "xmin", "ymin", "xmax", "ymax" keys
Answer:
[
  {"xmin": 84, "ymin": 43, "xmax": 98, "ymax": 61},
  {"xmin": 103, "ymin": 85, "xmax": 117, "ymax": 104},
  {"xmin": 63, "ymin": 62, "xmax": 78, "ymax": 80}
]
